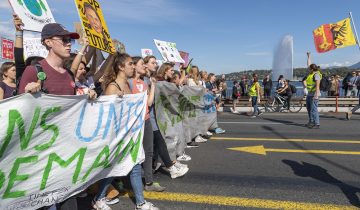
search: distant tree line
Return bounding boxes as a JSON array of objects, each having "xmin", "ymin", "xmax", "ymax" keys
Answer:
[{"xmin": 220, "ymin": 67, "xmax": 356, "ymax": 81}]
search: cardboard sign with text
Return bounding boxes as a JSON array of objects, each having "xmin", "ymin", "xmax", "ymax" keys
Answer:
[
  {"xmin": 74, "ymin": 0, "xmax": 114, "ymax": 54},
  {"xmin": 1, "ymin": 38, "xmax": 14, "ymax": 60}
]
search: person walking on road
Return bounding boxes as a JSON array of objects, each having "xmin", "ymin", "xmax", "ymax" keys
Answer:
[
  {"xmin": 303, "ymin": 52, "xmax": 321, "ymax": 129},
  {"xmin": 249, "ymin": 75, "xmax": 262, "ymax": 118},
  {"xmin": 263, "ymin": 74, "xmax": 272, "ymax": 98}
]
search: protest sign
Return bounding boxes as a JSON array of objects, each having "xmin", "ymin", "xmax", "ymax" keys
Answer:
[
  {"xmin": 141, "ymin": 49, "xmax": 153, "ymax": 58},
  {"xmin": 74, "ymin": 22, "xmax": 85, "ymax": 45},
  {"xmin": 8, "ymin": 0, "xmax": 55, "ymax": 32},
  {"xmin": 154, "ymin": 39, "xmax": 185, "ymax": 63},
  {"xmin": 0, "ymin": 93, "xmax": 147, "ymax": 210},
  {"xmin": 74, "ymin": 0, "xmax": 114, "ymax": 54},
  {"xmin": 179, "ymin": 51, "xmax": 190, "ymax": 67},
  {"xmin": 1, "ymin": 38, "xmax": 14, "ymax": 60},
  {"xmin": 155, "ymin": 82, "xmax": 217, "ymax": 159},
  {"xmin": 23, "ymin": 37, "xmax": 48, "ymax": 59}
]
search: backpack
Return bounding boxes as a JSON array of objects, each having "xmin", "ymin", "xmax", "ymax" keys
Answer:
[
  {"xmin": 313, "ymin": 73, "xmax": 331, "ymax": 92},
  {"xmin": 289, "ymin": 84, "xmax": 297, "ymax": 94}
]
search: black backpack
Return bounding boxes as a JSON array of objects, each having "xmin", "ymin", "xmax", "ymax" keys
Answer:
[{"xmin": 289, "ymin": 84, "xmax": 297, "ymax": 94}]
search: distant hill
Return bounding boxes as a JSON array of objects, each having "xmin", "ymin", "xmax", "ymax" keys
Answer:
[{"xmin": 349, "ymin": 61, "xmax": 360, "ymax": 69}]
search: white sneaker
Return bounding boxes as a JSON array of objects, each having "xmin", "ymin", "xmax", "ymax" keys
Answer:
[
  {"xmin": 177, "ymin": 153, "xmax": 191, "ymax": 161},
  {"xmin": 135, "ymin": 201, "xmax": 159, "ymax": 210},
  {"xmin": 169, "ymin": 165, "xmax": 189, "ymax": 179},
  {"xmin": 174, "ymin": 161, "xmax": 188, "ymax": 169},
  {"xmin": 106, "ymin": 197, "xmax": 119, "ymax": 205},
  {"xmin": 195, "ymin": 135, "xmax": 207, "ymax": 143},
  {"xmin": 93, "ymin": 198, "xmax": 112, "ymax": 210},
  {"xmin": 206, "ymin": 131, "xmax": 213, "ymax": 136}
]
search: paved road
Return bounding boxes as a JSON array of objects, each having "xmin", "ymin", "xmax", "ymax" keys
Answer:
[{"xmin": 79, "ymin": 112, "xmax": 360, "ymax": 209}]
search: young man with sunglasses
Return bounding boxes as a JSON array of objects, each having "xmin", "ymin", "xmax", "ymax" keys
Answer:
[
  {"xmin": 19, "ymin": 23, "xmax": 94, "ymax": 98},
  {"xmin": 18, "ymin": 23, "xmax": 93, "ymax": 210}
]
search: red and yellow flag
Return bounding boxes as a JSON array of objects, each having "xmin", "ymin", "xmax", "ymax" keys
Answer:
[{"xmin": 313, "ymin": 18, "xmax": 357, "ymax": 53}]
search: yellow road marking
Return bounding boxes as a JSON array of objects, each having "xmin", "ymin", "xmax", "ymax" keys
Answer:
[
  {"xmin": 212, "ymin": 137, "xmax": 360, "ymax": 144},
  {"xmin": 143, "ymin": 191, "xmax": 357, "ymax": 210},
  {"xmin": 229, "ymin": 145, "xmax": 360, "ymax": 155}
]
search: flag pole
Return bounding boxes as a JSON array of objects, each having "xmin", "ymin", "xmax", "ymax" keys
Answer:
[{"xmin": 349, "ymin": 12, "xmax": 360, "ymax": 51}]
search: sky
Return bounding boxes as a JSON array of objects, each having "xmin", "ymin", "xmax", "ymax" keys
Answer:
[{"xmin": 1, "ymin": 0, "xmax": 360, "ymax": 74}]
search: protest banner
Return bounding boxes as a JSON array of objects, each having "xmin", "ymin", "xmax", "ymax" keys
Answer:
[
  {"xmin": 154, "ymin": 81, "xmax": 217, "ymax": 159},
  {"xmin": 23, "ymin": 37, "xmax": 48, "ymax": 59},
  {"xmin": 0, "ymin": 93, "xmax": 147, "ymax": 210},
  {"xmin": 154, "ymin": 39, "xmax": 185, "ymax": 63},
  {"xmin": 74, "ymin": 0, "xmax": 114, "ymax": 54},
  {"xmin": 141, "ymin": 49, "xmax": 153, "ymax": 58},
  {"xmin": 1, "ymin": 38, "xmax": 14, "ymax": 60},
  {"xmin": 179, "ymin": 51, "xmax": 190, "ymax": 67},
  {"xmin": 8, "ymin": 0, "xmax": 55, "ymax": 32}
]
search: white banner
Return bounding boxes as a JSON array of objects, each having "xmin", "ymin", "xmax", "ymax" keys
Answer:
[
  {"xmin": 154, "ymin": 39, "xmax": 184, "ymax": 63},
  {"xmin": 8, "ymin": 0, "xmax": 56, "ymax": 32},
  {"xmin": 0, "ymin": 93, "xmax": 147, "ymax": 210},
  {"xmin": 23, "ymin": 37, "xmax": 48, "ymax": 59}
]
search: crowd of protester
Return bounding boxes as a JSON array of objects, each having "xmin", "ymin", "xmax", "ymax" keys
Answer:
[{"xmin": 0, "ymin": 15, "xmax": 228, "ymax": 210}]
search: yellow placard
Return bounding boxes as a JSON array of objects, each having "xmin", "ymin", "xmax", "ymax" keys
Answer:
[{"xmin": 74, "ymin": 0, "xmax": 114, "ymax": 54}]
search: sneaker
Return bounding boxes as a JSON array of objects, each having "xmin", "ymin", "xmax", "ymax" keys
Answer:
[
  {"xmin": 135, "ymin": 201, "xmax": 159, "ymax": 210},
  {"xmin": 168, "ymin": 165, "xmax": 189, "ymax": 179},
  {"xmin": 177, "ymin": 153, "xmax": 191, "ymax": 161},
  {"xmin": 145, "ymin": 182, "xmax": 166, "ymax": 192},
  {"xmin": 186, "ymin": 142, "xmax": 199, "ymax": 148},
  {"xmin": 257, "ymin": 111, "xmax": 263, "ymax": 116},
  {"xmin": 305, "ymin": 122, "xmax": 314, "ymax": 127},
  {"xmin": 93, "ymin": 198, "xmax": 112, "ymax": 210},
  {"xmin": 250, "ymin": 115, "xmax": 256, "ymax": 118},
  {"xmin": 154, "ymin": 161, "xmax": 162, "ymax": 171},
  {"xmin": 310, "ymin": 125, "xmax": 320, "ymax": 129},
  {"xmin": 214, "ymin": 128, "xmax": 225, "ymax": 134},
  {"xmin": 195, "ymin": 135, "xmax": 207, "ymax": 143},
  {"xmin": 174, "ymin": 161, "xmax": 188, "ymax": 169},
  {"xmin": 106, "ymin": 197, "xmax": 119, "ymax": 205},
  {"xmin": 346, "ymin": 112, "xmax": 352, "ymax": 120},
  {"xmin": 206, "ymin": 131, "xmax": 213, "ymax": 136}
]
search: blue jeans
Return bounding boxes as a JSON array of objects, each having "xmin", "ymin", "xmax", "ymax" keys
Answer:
[
  {"xmin": 251, "ymin": 96, "xmax": 260, "ymax": 116},
  {"xmin": 306, "ymin": 95, "xmax": 320, "ymax": 125},
  {"xmin": 130, "ymin": 164, "xmax": 145, "ymax": 205},
  {"xmin": 95, "ymin": 177, "xmax": 114, "ymax": 200}
]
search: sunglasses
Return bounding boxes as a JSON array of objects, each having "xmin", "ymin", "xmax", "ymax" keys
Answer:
[{"xmin": 51, "ymin": 37, "xmax": 75, "ymax": 45}]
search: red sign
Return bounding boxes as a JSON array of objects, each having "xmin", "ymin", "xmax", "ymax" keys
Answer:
[{"xmin": 2, "ymin": 38, "xmax": 14, "ymax": 60}]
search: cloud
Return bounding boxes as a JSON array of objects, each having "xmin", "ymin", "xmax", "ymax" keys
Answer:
[
  {"xmin": 319, "ymin": 61, "xmax": 351, "ymax": 68},
  {"xmin": 0, "ymin": 1, "xmax": 11, "ymax": 9},
  {"xmin": 245, "ymin": 52, "xmax": 271, "ymax": 56},
  {"xmin": 0, "ymin": 20, "xmax": 14, "ymax": 39}
]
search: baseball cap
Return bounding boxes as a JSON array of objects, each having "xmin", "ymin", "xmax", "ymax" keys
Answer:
[{"xmin": 41, "ymin": 23, "xmax": 80, "ymax": 41}]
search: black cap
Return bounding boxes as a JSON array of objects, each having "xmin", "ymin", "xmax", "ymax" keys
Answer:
[{"xmin": 41, "ymin": 23, "xmax": 80, "ymax": 41}]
